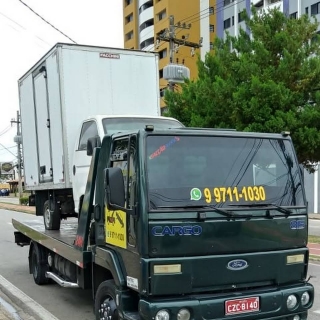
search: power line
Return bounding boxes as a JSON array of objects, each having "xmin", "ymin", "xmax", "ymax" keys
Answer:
[
  {"xmin": 0, "ymin": 127, "xmax": 12, "ymax": 137},
  {"xmin": 150, "ymin": 0, "xmax": 247, "ymax": 52},
  {"xmin": 0, "ymin": 145, "xmax": 16, "ymax": 152},
  {"xmin": 0, "ymin": 143, "xmax": 17, "ymax": 158},
  {"xmin": 186, "ymin": 0, "xmax": 246, "ymax": 25},
  {"xmin": 17, "ymin": 0, "xmax": 77, "ymax": 43}
]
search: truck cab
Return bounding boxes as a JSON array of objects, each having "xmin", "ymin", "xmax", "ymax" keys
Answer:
[{"xmin": 91, "ymin": 127, "xmax": 314, "ymax": 319}]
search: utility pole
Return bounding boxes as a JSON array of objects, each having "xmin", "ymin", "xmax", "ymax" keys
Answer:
[
  {"xmin": 11, "ymin": 111, "xmax": 23, "ymax": 199},
  {"xmin": 157, "ymin": 15, "xmax": 202, "ymax": 91}
]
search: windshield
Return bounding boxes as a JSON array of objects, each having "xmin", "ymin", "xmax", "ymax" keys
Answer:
[
  {"xmin": 146, "ymin": 135, "xmax": 305, "ymax": 209},
  {"xmin": 102, "ymin": 117, "xmax": 183, "ymax": 134}
]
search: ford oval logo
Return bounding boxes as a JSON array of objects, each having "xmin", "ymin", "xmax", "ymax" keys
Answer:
[{"xmin": 227, "ymin": 259, "xmax": 248, "ymax": 271}]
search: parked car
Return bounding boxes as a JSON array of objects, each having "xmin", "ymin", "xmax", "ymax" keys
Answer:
[{"xmin": 0, "ymin": 189, "xmax": 9, "ymax": 196}]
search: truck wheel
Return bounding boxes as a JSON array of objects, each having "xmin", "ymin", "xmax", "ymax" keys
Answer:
[
  {"xmin": 43, "ymin": 200, "xmax": 61, "ymax": 230},
  {"xmin": 31, "ymin": 244, "xmax": 49, "ymax": 285},
  {"xmin": 95, "ymin": 280, "xmax": 119, "ymax": 320}
]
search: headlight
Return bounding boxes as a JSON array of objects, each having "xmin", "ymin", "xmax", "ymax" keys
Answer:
[
  {"xmin": 177, "ymin": 308, "xmax": 190, "ymax": 320},
  {"xmin": 293, "ymin": 315, "xmax": 300, "ymax": 320},
  {"xmin": 301, "ymin": 291, "xmax": 310, "ymax": 306},
  {"xmin": 155, "ymin": 310, "xmax": 170, "ymax": 320},
  {"xmin": 287, "ymin": 295, "xmax": 298, "ymax": 310}
]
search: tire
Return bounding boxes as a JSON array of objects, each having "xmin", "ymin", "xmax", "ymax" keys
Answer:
[
  {"xmin": 43, "ymin": 199, "xmax": 61, "ymax": 230},
  {"xmin": 95, "ymin": 280, "xmax": 119, "ymax": 320},
  {"xmin": 31, "ymin": 243, "xmax": 49, "ymax": 285}
]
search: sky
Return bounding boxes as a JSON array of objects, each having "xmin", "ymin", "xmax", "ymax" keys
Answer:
[{"xmin": 0, "ymin": 0, "xmax": 124, "ymax": 163}]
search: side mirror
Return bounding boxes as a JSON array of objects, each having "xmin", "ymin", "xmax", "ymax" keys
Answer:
[
  {"xmin": 87, "ymin": 136, "xmax": 101, "ymax": 156},
  {"xmin": 104, "ymin": 167, "xmax": 125, "ymax": 209}
]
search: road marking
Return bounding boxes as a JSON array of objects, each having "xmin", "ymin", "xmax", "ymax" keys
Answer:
[
  {"xmin": 0, "ymin": 274, "xmax": 59, "ymax": 320},
  {"xmin": 7, "ymin": 222, "xmax": 12, "ymax": 225},
  {"xmin": 314, "ymin": 309, "xmax": 320, "ymax": 314}
]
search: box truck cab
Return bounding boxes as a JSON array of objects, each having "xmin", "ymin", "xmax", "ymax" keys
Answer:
[{"xmin": 72, "ymin": 115, "xmax": 184, "ymax": 218}]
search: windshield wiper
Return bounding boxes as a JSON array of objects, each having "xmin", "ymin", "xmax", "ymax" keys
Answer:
[
  {"xmin": 155, "ymin": 204, "xmax": 237, "ymax": 218},
  {"xmin": 229, "ymin": 203, "xmax": 292, "ymax": 215}
]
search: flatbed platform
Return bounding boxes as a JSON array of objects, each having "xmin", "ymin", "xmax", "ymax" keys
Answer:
[{"xmin": 12, "ymin": 219, "xmax": 92, "ymax": 267}]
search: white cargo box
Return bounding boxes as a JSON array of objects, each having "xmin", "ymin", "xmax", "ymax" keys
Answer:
[{"xmin": 19, "ymin": 43, "xmax": 161, "ymax": 190}]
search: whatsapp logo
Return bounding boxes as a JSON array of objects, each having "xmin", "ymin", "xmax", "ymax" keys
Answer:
[{"xmin": 190, "ymin": 188, "xmax": 202, "ymax": 201}]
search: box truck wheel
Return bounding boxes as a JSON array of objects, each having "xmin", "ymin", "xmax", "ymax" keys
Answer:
[
  {"xmin": 95, "ymin": 280, "xmax": 119, "ymax": 320},
  {"xmin": 43, "ymin": 200, "xmax": 61, "ymax": 230},
  {"xmin": 31, "ymin": 243, "xmax": 49, "ymax": 285}
]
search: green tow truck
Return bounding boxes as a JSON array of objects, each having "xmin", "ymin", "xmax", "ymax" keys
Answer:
[{"xmin": 13, "ymin": 127, "xmax": 314, "ymax": 320}]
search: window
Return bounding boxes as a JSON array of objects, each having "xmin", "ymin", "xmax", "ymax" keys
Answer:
[
  {"xmin": 224, "ymin": 0, "xmax": 231, "ymax": 6},
  {"xmin": 210, "ymin": 24, "xmax": 214, "ymax": 32},
  {"xmin": 159, "ymin": 69, "xmax": 163, "ymax": 78},
  {"xmin": 125, "ymin": 13, "xmax": 133, "ymax": 24},
  {"xmin": 305, "ymin": 7, "xmax": 309, "ymax": 15},
  {"xmin": 232, "ymin": 16, "xmax": 234, "ymax": 26},
  {"xmin": 209, "ymin": 6, "xmax": 214, "ymax": 14},
  {"xmin": 126, "ymin": 31, "xmax": 134, "ymax": 40},
  {"xmin": 158, "ymin": 9, "xmax": 166, "ymax": 21},
  {"xmin": 159, "ymin": 48, "xmax": 167, "ymax": 59},
  {"xmin": 210, "ymin": 42, "xmax": 214, "ymax": 50},
  {"xmin": 140, "ymin": 37, "xmax": 154, "ymax": 49},
  {"xmin": 78, "ymin": 121, "xmax": 98, "ymax": 150},
  {"xmin": 109, "ymin": 136, "xmax": 139, "ymax": 248},
  {"xmin": 290, "ymin": 12, "xmax": 297, "ymax": 19},
  {"xmin": 311, "ymin": 2, "xmax": 320, "ymax": 15},
  {"xmin": 311, "ymin": 30, "xmax": 320, "ymax": 44},
  {"xmin": 139, "ymin": 0, "xmax": 153, "ymax": 14},
  {"xmin": 160, "ymin": 88, "xmax": 166, "ymax": 97},
  {"xmin": 224, "ymin": 18, "xmax": 231, "ymax": 29},
  {"xmin": 254, "ymin": 0, "xmax": 263, "ymax": 9},
  {"xmin": 146, "ymin": 136, "xmax": 304, "ymax": 209},
  {"xmin": 139, "ymin": 18, "xmax": 154, "ymax": 32},
  {"xmin": 125, "ymin": 0, "xmax": 132, "ymax": 6},
  {"xmin": 238, "ymin": 11, "xmax": 245, "ymax": 23}
]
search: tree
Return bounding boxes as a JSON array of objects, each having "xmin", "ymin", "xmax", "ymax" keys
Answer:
[{"xmin": 165, "ymin": 8, "xmax": 320, "ymax": 171}]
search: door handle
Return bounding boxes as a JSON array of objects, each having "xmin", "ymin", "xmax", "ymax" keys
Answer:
[{"xmin": 73, "ymin": 165, "xmax": 76, "ymax": 175}]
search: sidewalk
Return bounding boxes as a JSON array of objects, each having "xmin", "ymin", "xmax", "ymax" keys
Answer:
[{"xmin": 0, "ymin": 200, "xmax": 35, "ymax": 214}]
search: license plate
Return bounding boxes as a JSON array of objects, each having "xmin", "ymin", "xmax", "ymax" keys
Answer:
[{"xmin": 225, "ymin": 296, "xmax": 259, "ymax": 315}]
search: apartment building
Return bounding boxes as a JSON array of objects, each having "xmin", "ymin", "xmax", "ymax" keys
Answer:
[{"xmin": 123, "ymin": 0, "xmax": 218, "ymax": 109}]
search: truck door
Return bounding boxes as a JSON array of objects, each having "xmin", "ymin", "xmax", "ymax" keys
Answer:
[
  {"xmin": 105, "ymin": 136, "xmax": 138, "ymax": 250},
  {"xmin": 33, "ymin": 66, "xmax": 53, "ymax": 183}
]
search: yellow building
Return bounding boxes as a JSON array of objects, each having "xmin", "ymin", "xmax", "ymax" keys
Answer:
[{"xmin": 123, "ymin": 0, "xmax": 217, "ymax": 112}]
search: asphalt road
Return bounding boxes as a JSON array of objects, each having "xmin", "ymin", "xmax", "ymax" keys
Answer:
[
  {"xmin": 309, "ymin": 262, "xmax": 320, "ymax": 320},
  {"xmin": 310, "ymin": 219, "xmax": 320, "ymax": 237},
  {"xmin": 0, "ymin": 209, "xmax": 94, "ymax": 320},
  {"xmin": 0, "ymin": 208, "xmax": 319, "ymax": 320}
]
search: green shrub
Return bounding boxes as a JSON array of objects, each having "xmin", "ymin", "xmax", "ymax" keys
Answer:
[{"xmin": 19, "ymin": 196, "xmax": 29, "ymax": 205}]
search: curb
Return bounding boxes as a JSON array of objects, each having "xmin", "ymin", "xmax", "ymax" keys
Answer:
[
  {"xmin": 0, "ymin": 275, "xmax": 58, "ymax": 320},
  {"xmin": 0, "ymin": 203, "xmax": 35, "ymax": 215}
]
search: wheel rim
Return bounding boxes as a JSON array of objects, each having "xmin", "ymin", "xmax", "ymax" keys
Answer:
[
  {"xmin": 99, "ymin": 296, "xmax": 118, "ymax": 320},
  {"xmin": 44, "ymin": 206, "xmax": 51, "ymax": 227},
  {"xmin": 32, "ymin": 252, "xmax": 38, "ymax": 279}
]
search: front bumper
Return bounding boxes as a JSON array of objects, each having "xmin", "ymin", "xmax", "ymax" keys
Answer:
[{"xmin": 138, "ymin": 283, "xmax": 313, "ymax": 320}]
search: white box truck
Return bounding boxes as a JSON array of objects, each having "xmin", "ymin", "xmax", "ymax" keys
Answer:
[{"xmin": 18, "ymin": 43, "xmax": 183, "ymax": 230}]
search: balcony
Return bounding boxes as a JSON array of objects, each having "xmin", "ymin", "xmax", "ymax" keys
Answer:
[
  {"xmin": 140, "ymin": 25, "xmax": 154, "ymax": 43},
  {"xmin": 139, "ymin": 5, "xmax": 154, "ymax": 24}
]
